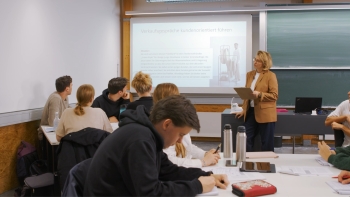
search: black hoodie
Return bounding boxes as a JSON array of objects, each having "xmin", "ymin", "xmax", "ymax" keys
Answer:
[
  {"xmin": 91, "ymin": 89, "xmax": 130, "ymax": 119},
  {"xmin": 84, "ymin": 105, "xmax": 210, "ymax": 196}
]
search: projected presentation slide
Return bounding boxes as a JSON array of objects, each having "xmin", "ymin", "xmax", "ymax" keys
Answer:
[{"xmin": 131, "ymin": 15, "xmax": 252, "ymax": 94}]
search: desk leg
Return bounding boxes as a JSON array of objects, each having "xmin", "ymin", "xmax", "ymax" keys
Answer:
[{"xmin": 292, "ymin": 136, "xmax": 295, "ymax": 154}]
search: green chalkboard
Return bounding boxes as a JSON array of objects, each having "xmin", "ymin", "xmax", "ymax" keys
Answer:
[
  {"xmin": 267, "ymin": 10, "xmax": 350, "ymax": 106},
  {"xmin": 267, "ymin": 10, "xmax": 350, "ymax": 68},
  {"xmin": 274, "ymin": 70, "xmax": 350, "ymax": 107}
]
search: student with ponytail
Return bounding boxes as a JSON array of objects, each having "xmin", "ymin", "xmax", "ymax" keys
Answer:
[
  {"xmin": 56, "ymin": 84, "xmax": 113, "ymax": 142},
  {"xmin": 154, "ymin": 83, "xmax": 220, "ymax": 168}
]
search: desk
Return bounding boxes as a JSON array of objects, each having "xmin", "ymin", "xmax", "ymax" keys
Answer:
[
  {"xmin": 201, "ymin": 154, "xmax": 341, "ymax": 197},
  {"xmin": 221, "ymin": 109, "xmax": 333, "ymax": 153}
]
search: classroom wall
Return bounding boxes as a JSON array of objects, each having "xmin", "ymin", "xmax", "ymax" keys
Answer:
[
  {"xmin": 0, "ymin": 0, "xmax": 121, "ymax": 194},
  {"xmin": 0, "ymin": 121, "xmax": 40, "ymax": 194}
]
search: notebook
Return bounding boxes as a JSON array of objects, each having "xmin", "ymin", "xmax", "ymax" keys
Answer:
[
  {"xmin": 326, "ymin": 180, "xmax": 350, "ymax": 195},
  {"xmin": 294, "ymin": 97, "xmax": 322, "ymax": 113}
]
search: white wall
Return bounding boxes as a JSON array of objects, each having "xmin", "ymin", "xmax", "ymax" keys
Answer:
[{"xmin": 0, "ymin": 0, "xmax": 121, "ymax": 114}]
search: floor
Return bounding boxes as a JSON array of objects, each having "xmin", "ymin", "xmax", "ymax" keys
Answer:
[{"xmin": 0, "ymin": 142, "xmax": 319, "ymax": 197}]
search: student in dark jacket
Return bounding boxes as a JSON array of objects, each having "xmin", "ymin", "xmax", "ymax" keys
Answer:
[
  {"xmin": 84, "ymin": 95, "xmax": 229, "ymax": 196},
  {"xmin": 56, "ymin": 127, "xmax": 110, "ymax": 190},
  {"xmin": 126, "ymin": 71, "xmax": 153, "ymax": 112},
  {"xmin": 92, "ymin": 77, "xmax": 130, "ymax": 123}
]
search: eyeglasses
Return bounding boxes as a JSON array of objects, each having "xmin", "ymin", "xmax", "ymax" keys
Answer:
[{"xmin": 253, "ymin": 58, "xmax": 263, "ymax": 63}]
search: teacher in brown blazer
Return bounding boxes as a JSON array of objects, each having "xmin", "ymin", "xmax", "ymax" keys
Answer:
[{"xmin": 236, "ymin": 50, "xmax": 278, "ymax": 152}]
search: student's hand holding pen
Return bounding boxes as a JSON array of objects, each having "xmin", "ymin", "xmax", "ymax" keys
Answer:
[
  {"xmin": 337, "ymin": 170, "xmax": 350, "ymax": 184},
  {"xmin": 318, "ymin": 141, "xmax": 333, "ymax": 161},
  {"xmin": 202, "ymin": 150, "xmax": 220, "ymax": 167}
]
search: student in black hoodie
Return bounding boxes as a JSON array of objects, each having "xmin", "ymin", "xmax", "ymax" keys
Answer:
[
  {"xmin": 84, "ymin": 95, "xmax": 229, "ymax": 196},
  {"xmin": 92, "ymin": 77, "xmax": 130, "ymax": 123}
]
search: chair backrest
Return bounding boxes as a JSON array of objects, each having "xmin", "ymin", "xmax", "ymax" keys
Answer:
[
  {"xmin": 56, "ymin": 128, "xmax": 110, "ymax": 190},
  {"xmin": 61, "ymin": 158, "xmax": 92, "ymax": 197}
]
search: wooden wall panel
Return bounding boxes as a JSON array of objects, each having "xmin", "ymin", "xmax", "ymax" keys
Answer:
[{"xmin": 0, "ymin": 120, "xmax": 40, "ymax": 194}]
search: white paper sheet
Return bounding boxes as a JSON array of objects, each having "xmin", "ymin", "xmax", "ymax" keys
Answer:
[
  {"xmin": 277, "ymin": 166, "xmax": 333, "ymax": 176},
  {"xmin": 203, "ymin": 167, "xmax": 266, "ymax": 182}
]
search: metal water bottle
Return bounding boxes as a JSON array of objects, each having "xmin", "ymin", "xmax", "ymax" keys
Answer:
[
  {"xmin": 223, "ymin": 124, "xmax": 233, "ymax": 158},
  {"xmin": 236, "ymin": 126, "xmax": 247, "ymax": 162}
]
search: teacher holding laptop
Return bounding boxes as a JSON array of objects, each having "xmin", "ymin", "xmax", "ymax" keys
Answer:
[{"xmin": 235, "ymin": 50, "xmax": 278, "ymax": 152}]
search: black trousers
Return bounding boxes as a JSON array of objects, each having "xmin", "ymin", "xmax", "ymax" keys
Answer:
[
  {"xmin": 244, "ymin": 107, "xmax": 275, "ymax": 152},
  {"xmin": 334, "ymin": 129, "xmax": 344, "ymax": 147}
]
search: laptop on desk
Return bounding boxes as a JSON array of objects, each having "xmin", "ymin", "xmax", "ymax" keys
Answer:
[{"xmin": 294, "ymin": 97, "xmax": 322, "ymax": 114}]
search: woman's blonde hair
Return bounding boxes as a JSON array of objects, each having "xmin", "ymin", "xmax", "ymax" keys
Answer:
[
  {"xmin": 256, "ymin": 50, "xmax": 273, "ymax": 71},
  {"xmin": 153, "ymin": 83, "xmax": 180, "ymax": 104},
  {"xmin": 74, "ymin": 84, "xmax": 95, "ymax": 116},
  {"xmin": 131, "ymin": 71, "xmax": 152, "ymax": 94},
  {"xmin": 153, "ymin": 83, "xmax": 187, "ymax": 157}
]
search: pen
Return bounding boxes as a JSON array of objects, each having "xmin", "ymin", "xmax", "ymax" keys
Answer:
[
  {"xmin": 332, "ymin": 176, "xmax": 350, "ymax": 179},
  {"xmin": 214, "ymin": 143, "xmax": 221, "ymax": 154},
  {"xmin": 317, "ymin": 147, "xmax": 335, "ymax": 150}
]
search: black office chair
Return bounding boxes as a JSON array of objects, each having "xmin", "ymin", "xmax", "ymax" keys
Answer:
[
  {"xmin": 61, "ymin": 158, "xmax": 92, "ymax": 197},
  {"xmin": 334, "ymin": 129, "xmax": 344, "ymax": 148}
]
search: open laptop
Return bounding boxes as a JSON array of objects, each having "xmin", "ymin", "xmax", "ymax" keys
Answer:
[{"xmin": 294, "ymin": 97, "xmax": 322, "ymax": 114}]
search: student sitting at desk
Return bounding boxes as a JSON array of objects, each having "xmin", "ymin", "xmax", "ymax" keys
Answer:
[
  {"xmin": 318, "ymin": 141, "xmax": 350, "ymax": 171},
  {"xmin": 155, "ymin": 83, "xmax": 220, "ymax": 168},
  {"xmin": 56, "ymin": 84, "xmax": 113, "ymax": 142},
  {"xmin": 92, "ymin": 77, "xmax": 130, "ymax": 123},
  {"xmin": 84, "ymin": 95, "xmax": 229, "ymax": 196},
  {"xmin": 38, "ymin": 75, "xmax": 72, "ymax": 141},
  {"xmin": 325, "ymin": 91, "xmax": 350, "ymax": 147},
  {"xmin": 126, "ymin": 71, "xmax": 153, "ymax": 112}
]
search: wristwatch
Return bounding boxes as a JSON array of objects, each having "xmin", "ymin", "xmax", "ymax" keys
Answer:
[
  {"xmin": 258, "ymin": 92, "xmax": 262, "ymax": 98},
  {"xmin": 207, "ymin": 171, "xmax": 214, "ymax": 176}
]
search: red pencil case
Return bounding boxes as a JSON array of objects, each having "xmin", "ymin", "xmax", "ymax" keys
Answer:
[{"xmin": 232, "ymin": 180, "xmax": 277, "ymax": 197}]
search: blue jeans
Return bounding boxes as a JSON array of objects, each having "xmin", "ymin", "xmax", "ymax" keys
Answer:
[{"xmin": 244, "ymin": 107, "xmax": 275, "ymax": 152}]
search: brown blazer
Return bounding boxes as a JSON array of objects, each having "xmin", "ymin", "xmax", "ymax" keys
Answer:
[{"xmin": 242, "ymin": 70, "xmax": 278, "ymax": 123}]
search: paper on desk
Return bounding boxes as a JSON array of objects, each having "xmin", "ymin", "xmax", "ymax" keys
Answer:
[
  {"xmin": 315, "ymin": 156, "xmax": 333, "ymax": 167},
  {"xmin": 203, "ymin": 167, "xmax": 266, "ymax": 182},
  {"xmin": 277, "ymin": 166, "xmax": 333, "ymax": 176},
  {"xmin": 326, "ymin": 180, "xmax": 350, "ymax": 195},
  {"xmin": 246, "ymin": 151, "xmax": 278, "ymax": 159},
  {"xmin": 197, "ymin": 186, "xmax": 218, "ymax": 196},
  {"xmin": 45, "ymin": 127, "xmax": 54, "ymax": 133},
  {"xmin": 111, "ymin": 123, "xmax": 119, "ymax": 131}
]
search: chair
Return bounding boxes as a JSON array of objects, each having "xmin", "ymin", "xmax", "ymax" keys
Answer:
[
  {"xmin": 334, "ymin": 129, "xmax": 344, "ymax": 147},
  {"xmin": 56, "ymin": 128, "xmax": 110, "ymax": 190},
  {"xmin": 61, "ymin": 158, "xmax": 92, "ymax": 197}
]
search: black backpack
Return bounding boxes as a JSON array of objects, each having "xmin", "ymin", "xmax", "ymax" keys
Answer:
[
  {"xmin": 16, "ymin": 141, "xmax": 39, "ymax": 186},
  {"xmin": 14, "ymin": 141, "xmax": 53, "ymax": 197}
]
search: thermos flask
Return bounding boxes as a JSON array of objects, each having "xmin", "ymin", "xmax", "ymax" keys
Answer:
[
  {"xmin": 236, "ymin": 126, "xmax": 247, "ymax": 162},
  {"xmin": 223, "ymin": 124, "xmax": 233, "ymax": 158}
]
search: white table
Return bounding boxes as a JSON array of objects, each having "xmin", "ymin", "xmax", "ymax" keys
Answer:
[
  {"xmin": 202, "ymin": 154, "xmax": 342, "ymax": 197},
  {"xmin": 41, "ymin": 123, "xmax": 119, "ymax": 145}
]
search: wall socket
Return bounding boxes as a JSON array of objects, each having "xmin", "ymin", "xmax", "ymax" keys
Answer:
[{"xmin": 303, "ymin": 139, "xmax": 311, "ymax": 146}]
